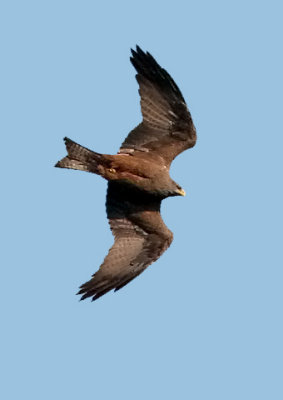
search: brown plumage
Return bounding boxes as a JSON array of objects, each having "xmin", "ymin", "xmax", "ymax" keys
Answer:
[{"xmin": 55, "ymin": 46, "xmax": 197, "ymax": 301}]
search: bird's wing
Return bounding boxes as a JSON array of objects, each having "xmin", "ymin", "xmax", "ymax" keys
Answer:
[
  {"xmin": 77, "ymin": 182, "xmax": 173, "ymax": 301},
  {"xmin": 119, "ymin": 46, "xmax": 197, "ymax": 167}
]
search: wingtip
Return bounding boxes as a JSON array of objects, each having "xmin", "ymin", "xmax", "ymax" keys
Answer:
[
  {"xmin": 135, "ymin": 44, "xmax": 143, "ymax": 54},
  {"xmin": 131, "ymin": 45, "xmax": 146, "ymax": 59},
  {"xmin": 131, "ymin": 44, "xmax": 141, "ymax": 51}
]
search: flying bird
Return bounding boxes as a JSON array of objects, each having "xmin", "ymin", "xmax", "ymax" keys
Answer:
[{"xmin": 55, "ymin": 46, "xmax": 197, "ymax": 301}]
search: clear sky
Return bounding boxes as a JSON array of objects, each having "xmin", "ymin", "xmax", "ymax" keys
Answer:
[{"xmin": 1, "ymin": 1, "xmax": 282, "ymax": 399}]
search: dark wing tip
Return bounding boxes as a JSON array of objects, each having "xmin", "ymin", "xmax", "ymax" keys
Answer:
[
  {"xmin": 76, "ymin": 275, "xmax": 114, "ymax": 302},
  {"xmin": 76, "ymin": 287, "xmax": 94, "ymax": 302},
  {"xmin": 130, "ymin": 45, "xmax": 185, "ymax": 103},
  {"xmin": 130, "ymin": 44, "xmax": 143, "ymax": 57},
  {"xmin": 130, "ymin": 45, "xmax": 158, "ymax": 75}
]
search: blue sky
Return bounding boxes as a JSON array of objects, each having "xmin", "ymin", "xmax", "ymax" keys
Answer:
[{"xmin": 1, "ymin": 1, "xmax": 282, "ymax": 399}]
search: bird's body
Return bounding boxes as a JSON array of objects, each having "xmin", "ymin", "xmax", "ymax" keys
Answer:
[{"xmin": 55, "ymin": 46, "xmax": 197, "ymax": 301}]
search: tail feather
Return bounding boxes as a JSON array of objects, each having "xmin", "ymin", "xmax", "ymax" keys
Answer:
[{"xmin": 55, "ymin": 137, "xmax": 104, "ymax": 173}]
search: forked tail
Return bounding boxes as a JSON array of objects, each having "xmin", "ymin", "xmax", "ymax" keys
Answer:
[{"xmin": 55, "ymin": 137, "xmax": 105, "ymax": 174}]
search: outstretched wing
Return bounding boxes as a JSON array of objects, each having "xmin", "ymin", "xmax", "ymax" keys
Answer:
[
  {"xmin": 77, "ymin": 182, "xmax": 173, "ymax": 301},
  {"xmin": 119, "ymin": 46, "xmax": 197, "ymax": 167}
]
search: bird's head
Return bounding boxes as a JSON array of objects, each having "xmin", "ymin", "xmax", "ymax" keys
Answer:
[
  {"xmin": 156, "ymin": 180, "xmax": 186, "ymax": 198},
  {"xmin": 174, "ymin": 185, "xmax": 186, "ymax": 197},
  {"xmin": 170, "ymin": 181, "xmax": 186, "ymax": 197}
]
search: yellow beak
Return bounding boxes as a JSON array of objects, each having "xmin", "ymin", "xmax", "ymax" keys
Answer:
[{"xmin": 176, "ymin": 188, "xmax": 186, "ymax": 196}]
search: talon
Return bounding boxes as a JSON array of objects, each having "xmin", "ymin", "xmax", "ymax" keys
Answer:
[{"xmin": 109, "ymin": 168, "xmax": 116, "ymax": 173}]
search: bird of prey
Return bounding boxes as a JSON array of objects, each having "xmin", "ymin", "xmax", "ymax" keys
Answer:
[{"xmin": 55, "ymin": 46, "xmax": 197, "ymax": 301}]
